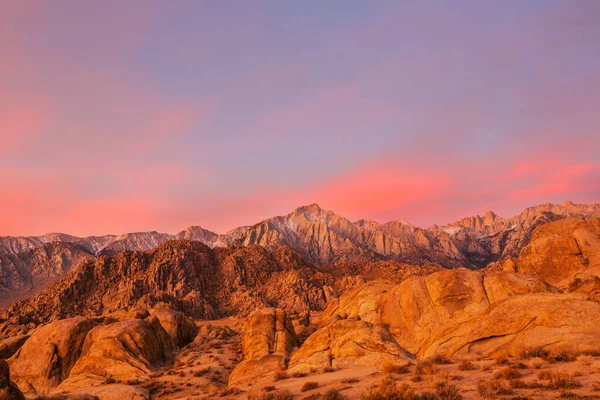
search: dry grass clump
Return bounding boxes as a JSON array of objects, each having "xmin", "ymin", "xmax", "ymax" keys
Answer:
[
  {"xmin": 322, "ymin": 389, "xmax": 345, "ymax": 400},
  {"xmin": 494, "ymin": 367, "xmax": 521, "ymax": 380},
  {"xmin": 273, "ymin": 371, "xmax": 289, "ymax": 381},
  {"xmin": 457, "ymin": 360, "xmax": 475, "ymax": 371},
  {"xmin": 415, "ymin": 360, "xmax": 438, "ymax": 376},
  {"xmin": 493, "ymin": 352, "xmax": 509, "ymax": 365},
  {"xmin": 433, "ymin": 381, "xmax": 463, "ymax": 400},
  {"xmin": 543, "ymin": 372, "xmax": 582, "ymax": 390},
  {"xmin": 361, "ymin": 376, "xmax": 414, "ymax": 400},
  {"xmin": 476, "ymin": 379, "xmax": 497, "ymax": 400},
  {"xmin": 249, "ymin": 389, "xmax": 294, "ymax": 400},
  {"xmin": 430, "ymin": 355, "xmax": 453, "ymax": 365},
  {"xmin": 323, "ymin": 366, "xmax": 335, "ymax": 373},
  {"xmin": 383, "ymin": 361, "xmax": 410, "ymax": 374},
  {"xmin": 301, "ymin": 382, "xmax": 319, "ymax": 392}
]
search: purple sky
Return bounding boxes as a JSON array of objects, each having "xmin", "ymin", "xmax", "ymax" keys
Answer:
[{"xmin": 1, "ymin": 0, "xmax": 599, "ymax": 235}]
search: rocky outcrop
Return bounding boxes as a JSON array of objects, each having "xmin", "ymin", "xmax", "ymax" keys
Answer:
[
  {"xmin": 288, "ymin": 320, "xmax": 412, "ymax": 374},
  {"xmin": 228, "ymin": 308, "xmax": 299, "ymax": 387},
  {"xmin": 512, "ymin": 218, "xmax": 600, "ymax": 290},
  {"xmin": 8, "ymin": 317, "xmax": 96, "ymax": 394},
  {"xmin": 320, "ymin": 269, "xmax": 561, "ymax": 353},
  {"xmin": 419, "ymin": 293, "xmax": 600, "ymax": 359},
  {"xmin": 59, "ymin": 319, "xmax": 173, "ymax": 388},
  {"xmin": 147, "ymin": 308, "xmax": 197, "ymax": 349},
  {"xmin": 0, "ymin": 360, "xmax": 24, "ymax": 400}
]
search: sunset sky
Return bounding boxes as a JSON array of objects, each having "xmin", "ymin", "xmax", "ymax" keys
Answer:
[{"xmin": 1, "ymin": 0, "xmax": 599, "ymax": 236}]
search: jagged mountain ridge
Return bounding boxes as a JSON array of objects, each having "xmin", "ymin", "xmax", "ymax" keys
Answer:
[{"xmin": 1, "ymin": 201, "xmax": 599, "ymax": 265}]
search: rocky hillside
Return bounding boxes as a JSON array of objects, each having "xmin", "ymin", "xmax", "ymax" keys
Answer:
[
  {"xmin": 2, "ymin": 241, "xmax": 434, "ymax": 325},
  {"xmin": 1, "ymin": 201, "xmax": 598, "ymax": 310}
]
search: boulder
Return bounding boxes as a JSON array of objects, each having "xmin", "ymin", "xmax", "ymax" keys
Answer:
[
  {"xmin": 420, "ymin": 293, "xmax": 600, "ymax": 359},
  {"xmin": 288, "ymin": 320, "xmax": 412, "ymax": 375},
  {"xmin": 516, "ymin": 218, "xmax": 600, "ymax": 288},
  {"xmin": 8, "ymin": 317, "xmax": 96, "ymax": 394},
  {"xmin": 228, "ymin": 308, "xmax": 299, "ymax": 388},
  {"xmin": 147, "ymin": 308, "xmax": 198, "ymax": 348},
  {"xmin": 0, "ymin": 336, "xmax": 28, "ymax": 359},
  {"xmin": 0, "ymin": 360, "xmax": 24, "ymax": 400},
  {"xmin": 321, "ymin": 269, "xmax": 558, "ymax": 353},
  {"xmin": 320, "ymin": 280, "xmax": 395, "ymax": 326},
  {"xmin": 59, "ymin": 319, "xmax": 173, "ymax": 388}
]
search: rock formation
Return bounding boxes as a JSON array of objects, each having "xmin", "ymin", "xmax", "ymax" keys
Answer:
[
  {"xmin": 288, "ymin": 320, "xmax": 412, "ymax": 375},
  {"xmin": 228, "ymin": 308, "xmax": 299, "ymax": 387},
  {"xmin": 0, "ymin": 360, "xmax": 24, "ymax": 400}
]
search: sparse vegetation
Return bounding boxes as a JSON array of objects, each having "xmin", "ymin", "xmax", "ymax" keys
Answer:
[
  {"xmin": 383, "ymin": 361, "xmax": 410, "ymax": 374},
  {"xmin": 434, "ymin": 381, "xmax": 463, "ymax": 400},
  {"xmin": 322, "ymin": 389, "xmax": 345, "ymax": 400},
  {"xmin": 457, "ymin": 360, "xmax": 475, "ymax": 371},
  {"xmin": 431, "ymin": 355, "xmax": 453, "ymax": 365},
  {"xmin": 301, "ymin": 382, "xmax": 319, "ymax": 392},
  {"xmin": 249, "ymin": 389, "xmax": 294, "ymax": 400},
  {"xmin": 361, "ymin": 376, "xmax": 414, "ymax": 400},
  {"xmin": 494, "ymin": 367, "xmax": 521, "ymax": 380},
  {"xmin": 274, "ymin": 371, "xmax": 289, "ymax": 381},
  {"xmin": 415, "ymin": 360, "xmax": 438, "ymax": 376}
]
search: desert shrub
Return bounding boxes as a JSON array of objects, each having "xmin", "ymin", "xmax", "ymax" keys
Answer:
[
  {"xmin": 547, "ymin": 351, "xmax": 576, "ymax": 363},
  {"xmin": 264, "ymin": 386, "xmax": 276, "ymax": 392},
  {"xmin": 322, "ymin": 389, "xmax": 345, "ymax": 400},
  {"xmin": 431, "ymin": 355, "xmax": 453, "ymax": 365},
  {"xmin": 342, "ymin": 378, "xmax": 359, "ymax": 384},
  {"xmin": 494, "ymin": 367, "xmax": 521, "ymax": 380},
  {"xmin": 537, "ymin": 370, "xmax": 552, "ymax": 380},
  {"xmin": 301, "ymin": 382, "xmax": 319, "ymax": 392},
  {"xmin": 193, "ymin": 366, "xmax": 211, "ymax": 377},
  {"xmin": 383, "ymin": 361, "xmax": 410, "ymax": 374},
  {"xmin": 249, "ymin": 389, "xmax": 294, "ymax": 400},
  {"xmin": 476, "ymin": 379, "xmax": 501, "ymax": 400},
  {"xmin": 274, "ymin": 371, "xmax": 289, "ymax": 381},
  {"xmin": 494, "ymin": 352, "xmax": 509, "ymax": 365},
  {"xmin": 292, "ymin": 372, "xmax": 308, "ymax": 378},
  {"xmin": 559, "ymin": 392, "xmax": 577, "ymax": 398},
  {"xmin": 457, "ymin": 360, "xmax": 475, "ymax": 371},
  {"xmin": 415, "ymin": 360, "xmax": 438, "ymax": 376},
  {"xmin": 521, "ymin": 346, "xmax": 549, "ymax": 359},
  {"xmin": 323, "ymin": 366, "xmax": 335, "ymax": 373},
  {"xmin": 545, "ymin": 372, "xmax": 582, "ymax": 390},
  {"xmin": 434, "ymin": 381, "xmax": 463, "ymax": 400},
  {"xmin": 361, "ymin": 376, "xmax": 414, "ymax": 400}
]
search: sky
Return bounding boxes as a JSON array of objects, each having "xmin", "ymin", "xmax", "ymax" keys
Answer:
[{"xmin": 1, "ymin": 0, "xmax": 599, "ymax": 236}]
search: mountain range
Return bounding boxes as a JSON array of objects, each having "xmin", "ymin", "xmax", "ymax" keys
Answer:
[{"xmin": 0, "ymin": 201, "xmax": 599, "ymax": 310}]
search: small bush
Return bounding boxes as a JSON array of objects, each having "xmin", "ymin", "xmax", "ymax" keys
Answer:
[
  {"xmin": 431, "ymin": 355, "xmax": 453, "ymax": 365},
  {"xmin": 301, "ymin": 382, "xmax": 319, "ymax": 392},
  {"xmin": 274, "ymin": 371, "xmax": 288, "ymax": 381},
  {"xmin": 545, "ymin": 372, "xmax": 582, "ymax": 390},
  {"xmin": 264, "ymin": 386, "xmax": 276, "ymax": 392},
  {"xmin": 494, "ymin": 352, "xmax": 509, "ymax": 365},
  {"xmin": 434, "ymin": 381, "xmax": 463, "ymax": 400},
  {"xmin": 521, "ymin": 346, "xmax": 549, "ymax": 359},
  {"xmin": 477, "ymin": 379, "xmax": 502, "ymax": 399},
  {"xmin": 494, "ymin": 367, "xmax": 521, "ymax": 380},
  {"xmin": 342, "ymin": 378, "xmax": 359, "ymax": 384},
  {"xmin": 322, "ymin": 389, "xmax": 345, "ymax": 400},
  {"xmin": 361, "ymin": 376, "xmax": 414, "ymax": 400},
  {"xmin": 193, "ymin": 366, "xmax": 211, "ymax": 377},
  {"xmin": 250, "ymin": 390, "xmax": 294, "ymax": 400},
  {"xmin": 457, "ymin": 360, "xmax": 475, "ymax": 371},
  {"xmin": 323, "ymin": 366, "xmax": 335, "ymax": 373},
  {"xmin": 383, "ymin": 361, "xmax": 410, "ymax": 374},
  {"xmin": 415, "ymin": 360, "xmax": 438, "ymax": 376}
]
